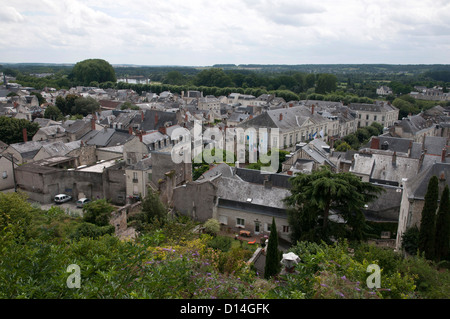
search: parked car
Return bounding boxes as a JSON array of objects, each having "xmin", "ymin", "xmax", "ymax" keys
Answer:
[
  {"xmin": 54, "ymin": 194, "xmax": 72, "ymax": 204},
  {"xmin": 76, "ymin": 198, "xmax": 91, "ymax": 208}
]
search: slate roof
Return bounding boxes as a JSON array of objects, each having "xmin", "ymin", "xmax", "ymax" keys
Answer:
[
  {"xmin": 423, "ymin": 136, "xmax": 448, "ymax": 156},
  {"xmin": 407, "ymin": 162, "xmax": 450, "ymax": 200},
  {"xmin": 132, "ymin": 109, "xmax": 178, "ymax": 132},
  {"xmin": 238, "ymin": 105, "xmax": 329, "ymax": 133},
  {"xmin": 394, "ymin": 115, "xmax": 430, "ymax": 134},
  {"xmin": 215, "ymin": 176, "xmax": 291, "ymax": 209},
  {"xmin": 234, "ymin": 167, "xmax": 292, "ymax": 189},
  {"xmin": 62, "ymin": 119, "xmax": 90, "ymax": 134},
  {"xmin": 9, "ymin": 140, "xmax": 53, "ymax": 159},
  {"xmin": 364, "ymin": 184, "xmax": 403, "ymax": 222},
  {"xmin": 129, "ymin": 156, "xmax": 152, "ymax": 171}
]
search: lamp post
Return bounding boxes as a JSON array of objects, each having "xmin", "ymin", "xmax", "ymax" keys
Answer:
[{"xmin": 1, "ymin": 153, "xmax": 17, "ymax": 192}]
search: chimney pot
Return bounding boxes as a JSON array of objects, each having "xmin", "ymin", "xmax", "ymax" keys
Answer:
[
  {"xmin": 370, "ymin": 137, "xmax": 380, "ymax": 150},
  {"xmin": 22, "ymin": 128, "xmax": 28, "ymax": 142}
]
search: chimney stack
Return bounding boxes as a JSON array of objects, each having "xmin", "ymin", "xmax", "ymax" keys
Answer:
[
  {"xmin": 155, "ymin": 113, "xmax": 159, "ymax": 125},
  {"xmin": 22, "ymin": 128, "xmax": 27, "ymax": 142},
  {"xmin": 279, "ymin": 113, "xmax": 283, "ymax": 121},
  {"xmin": 91, "ymin": 118, "xmax": 96, "ymax": 130},
  {"xmin": 392, "ymin": 151, "xmax": 397, "ymax": 166},
  {"xmin": 311, "ymin": 104, "xmax": 315, "ymax": 115},
  {"xmin": 370, "ymin": 137, "xmax": 380, "ymax": 150},
  {"xmin": 442, "ymin": 148, "xmax": 446, "ymax": 162},
  {"xmin": 141, "ymin": 110, "xmax": 144, "ymax": 121},
  {"xmin": 128, "ymin": 126, "xmax": 133, "ymax": 135}
]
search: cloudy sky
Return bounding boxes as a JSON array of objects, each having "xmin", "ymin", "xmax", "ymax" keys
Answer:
[{"xmin": 1, "ymin": 0, "xmax": 449, "ymax": 66}]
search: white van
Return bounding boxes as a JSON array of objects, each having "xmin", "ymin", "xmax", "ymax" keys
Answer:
[
  {"xmin": 76, "ymin": 198, "xmax": 91, "ymax": 208},
  {"xmin": 54, "ymin": 194, "xmax": 72, "ymax": 204}
]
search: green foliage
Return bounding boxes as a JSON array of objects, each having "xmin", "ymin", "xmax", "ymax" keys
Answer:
[
  {"xmin": 335, "ymin": 141, "xmax": 351, "ymax": 152},
  {"xmin": 264, "ymin": 218, "xmax": 281, "ymax": 279},
  {"xmin": 435, "ymin": 185, "xmax": 450, "ymax": 262},
  {"xmin": 82, "ymin": 199, "xmax": 115, "ymax": 227},
  {"xmin": 316, "ymin": 74, "xmax": 337, "ymax": 94},
  {"xmin": 284, "ymin": 167, "xmax": 384, "ymax": 243},
  {"xmin": 70, "ymin": 223, "xmax": 115, "ymax": 240},
  {"xmin": 71, "ymin": 59, "xmax": 116, "ymax": 86},
  {"xmin": 204, "ymin": 218, "xmax": 221, "ymax": 236},
  {"xmin": 419, "ymin": 176, "xmax": 439, "ymax": 260},
  {"xmin": 207, "ymin": 236, "xmax": 232, "ymax": 252},
  {"xmin": 71, "ymin": 96, "xmax": 100, "ymax": 116},
  {"xmin": 128, "ymin": 189, "xmax": 167, "ymax": 231},
  {"xmin": 402, "ymin": 226, "xmax": 420, "ymax": 256},
  {"xmin": 271, "ymin": 241, "xmax": 418, "ymax": 299},
  {"xmin": 43, "ymin": 105, "xmax": 64, "ymax": 121},
  {"xmin": 0, "ymin": 116, "xmax": 39, "ymax": 144}
]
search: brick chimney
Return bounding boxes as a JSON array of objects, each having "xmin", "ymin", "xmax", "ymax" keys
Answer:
[
  {"xmin": 22, "ymin": 128, "xmax": 27, "ymax": 142},
  {"xmin": 155, "ymin": 113, "xmax": 159, "ymax": 125},
  {"xmin": 159, "ymin": 126, "xmax": 167, "ymax": 135},
  {"xmin": 289, "ymin": 103, "xmax": 293, "ymax": 108},
  {"xmin": 138, "ymin": 131, "xmax": 143, "ymax": 142},
  {"xmin": 128, "ymin": 126, "xmax": 133, "ymax": 135},
  {"xmin": 311, "ymin": 104, "xmax": 315, "ymax": 115},
  {"xmin": 279, "ymin": 113, "xmax": 283, "ymax": 121},
  {"xmin": 370, "ymin": 137, "xmax": 380, "ymax": 149}
]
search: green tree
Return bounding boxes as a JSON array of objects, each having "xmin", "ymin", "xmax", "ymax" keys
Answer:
[
  {"xmin": 316, "ymin": 74, "xmax": 337, "ymax": 94},
  {"xmin": 401, "ymin": 226, "xmax": 420, "ymax": 256},
  {"xmin": 0, "ymin": 116, "xmax": 39, "ymax": 144},
  {"xmin": 71, "ymin": 96, "xmax": 100, "ymax": 116},
  {"xmin": 131, "ymin": 188, "xmax": 168, "ymax": 228},
  {"xmin": 419, "ymin": 176, "xmax": 439, "ymax": 260},
  {"xmin": 335, "ymin": 141, "xmax": 351, "ymax": 152},
  {"xmin": 435, "ymin": 185, "xmax": 450, "ymax": 262},
  {"xmin": 71, "ymin": 59, "xmax": 116, "ymax": 86},
  {"xmin": 204, "ymin": 218, "xmax": 221, "ymax": 236},
  {"xmin": 264, "ymin": 217, "xmax": 281, "ymax": 279},
  {"xmin": 43, "ymin": 105, "xmax": 63, "ymax": 121},
  {"xmin": 284, "ymin": 167, "xmax": 383, "ymax": 242},
  {"xmin": 82, "ymin": 199, "xmax": 115, "ymax": 227},
  {"xmin": 194, "ymin": 68, "xmax": 234, "ymax": 88}
]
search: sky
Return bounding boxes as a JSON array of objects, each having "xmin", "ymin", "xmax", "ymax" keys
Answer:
[{"xmin": 0, "ymin": 0, "xmax": 449, "ymax": 66}]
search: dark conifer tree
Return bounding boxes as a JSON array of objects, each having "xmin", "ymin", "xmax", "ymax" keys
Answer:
[
  {"xmin": 419, "ymin": 176, "xmax": 439, "ymax": 260},
  {"xmin": 264, "ymin": 217, "xmax": 281, "ymax": 279},
  {"xmin": 435, "ymin": 185, "xmax": 450, "ymax": 262}
]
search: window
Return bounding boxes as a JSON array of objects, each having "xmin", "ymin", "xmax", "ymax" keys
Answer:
[
  {"xmin": 219, "ymin": 215, "xmax": 228, "ymax": 225},
  {"xmin": 283, "ymin": 225, "xmax": 290, "ymax": 233},
  {"xmin": 133, "ymin": 172, "xmax": 138, "ymax": 183},
  {"xmin": 366, "ymin": 114, "xmax": 369, "ymax": 120},
  {"xmin": 374, "ymin": 115, "xmax": 377, "ymax": 121},
  {"xmin": 236, "ymin": 218, "xmax": 245, "ymax": 228}
]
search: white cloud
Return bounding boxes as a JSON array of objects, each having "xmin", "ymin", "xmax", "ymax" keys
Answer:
[{"xmin": 0, "ymin": 0, "xmax": 449, "ymax": 65}]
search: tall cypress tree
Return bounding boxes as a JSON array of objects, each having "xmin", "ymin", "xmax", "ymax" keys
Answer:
[
  {"xmin": 264, "ymin": 217, "xmax": 281, "ymax": 279},
  {"xmin": 435, "ymin": 185, "xmax": 450, "ymax": 262},
  {"xmin": 419, "ymin": 176, "xmax": 439, "ymax": 260}
]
